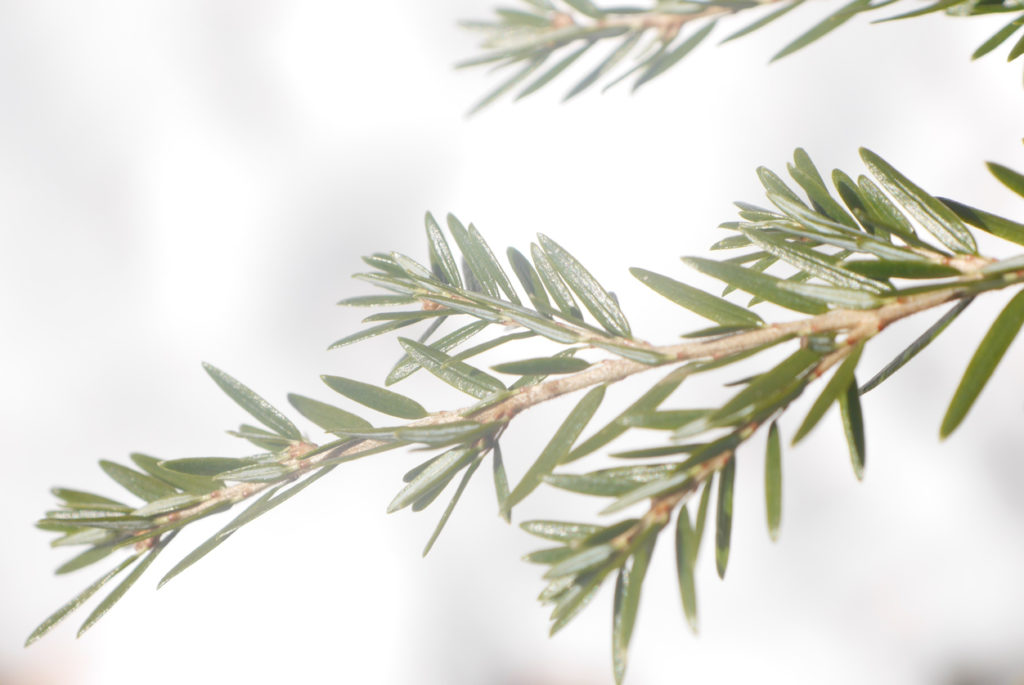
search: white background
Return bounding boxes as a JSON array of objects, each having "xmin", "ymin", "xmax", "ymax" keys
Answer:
[{"xmin": 2, "ymin": 2, "xmax": 1024, "ymax": 684}]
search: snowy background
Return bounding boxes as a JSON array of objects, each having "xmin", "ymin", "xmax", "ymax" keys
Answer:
[{"xmin": 2, "ymin": 2, "xmax": 1024, "ymax": 684}]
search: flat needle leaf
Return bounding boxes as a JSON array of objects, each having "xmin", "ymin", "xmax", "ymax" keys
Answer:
[
  {"xmin": 860, "ymin": 148, "xmax": 977, "ymax": 255},
  {"xmin": 493, "ymin": 442, "xmax": 511, "ymax": 522},
  {"xmin": 505, "ymin": 385, "xmax": 606, "ymax": 515},
  {"xmin": 771, "ymin": 0, "xmax": 873, "ymax": 62},
  {"xmin": 78, "ymin": 531, "xmax": 178, "ymax": 636},
  {"xmin": 675, "ymin": 507, "xmax": 699, "ymax": 633},
  {"xmin": 539, "ymin": 234, "xmax": 631, "ymax": 337},
  {"xmin": 287, "ymin": 394, "xmax": 373, "ymax": 435},
  {"xmin": 715, "ymin": 457, "xmax": 735, "ymax": 579},
  {"xmin": 322, "ymin": 374, "xmax": 428, "ymax": 420},
  {"xmin": 492, "ymin": 357, "xmax": 591, "ymax": 375},
  {"xmin": 398, "ymin": 338, "xmax": 507, "ymax": 399},
  {"xmin": 99, "ymin": 461, "xmax": 179, "ymax": 502},
  {"xmin": 987, "ymin": 162, "xmax": 1024, "ymax": 199},
  {"xmin": 860, "ymin": 298, "xmax": 972, "ymax": 394},
  {"xmin": 765, "ymin": 421, "xmax": 782, "ymax": 542},
  {"xmin": 202, "ymin": 363, "xmax": 301, "ymax": 440},
  {"xmin": 682, "ymin": 257, "xmax": 827, "ymax": 315},
  {"xmin": 612, "ymin": 527, "xmax": 657, "ymax": 684},
  {"xmin": 839, "ymin": 377, "xmax": 866, "ymax": 480},
  {"xmin": 26, "ymin": 554, "xmax": 141, "ymax": 645},
  {"xmin": 941, "ymin": 289, "xmax": 1024, "ymax": 438},
  {"xmin": 630, "ymin": 267, "xmax": 764, "ymax": 327},
  {"xmin": 793, "ymin": 342, "xmax": 864, "ymax": 443},
  {"xmin": 423, "ymin": 457, "xmax": 482, "ymax": 556}
]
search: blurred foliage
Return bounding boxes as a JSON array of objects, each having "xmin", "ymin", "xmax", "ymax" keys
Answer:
[{"xmin": 462, "ymin": 0, "xmax": 1024, "ymax": 111}]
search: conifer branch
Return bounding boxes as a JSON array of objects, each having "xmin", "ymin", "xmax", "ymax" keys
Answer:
[{"xmin": 29, "ymin": 147, "xmax": 1024, "ymax": 684}]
